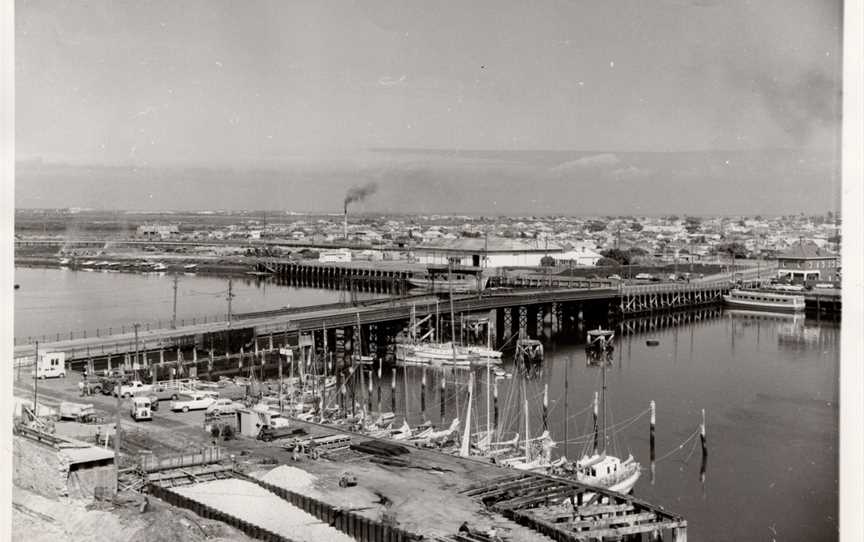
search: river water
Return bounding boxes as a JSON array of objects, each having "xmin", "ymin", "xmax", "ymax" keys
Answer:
[
  {"xmin": 12, "ymin": 267, "xmax": 839, "ymax": 541},
  {"xmin": 12, "ymin": 267, "xmax": 381, "ymax": 341}
]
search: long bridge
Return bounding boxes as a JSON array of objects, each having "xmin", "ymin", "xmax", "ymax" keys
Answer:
[{"xmin": 15, "ymin": 281, "xmax": 736, "ymax": 373}]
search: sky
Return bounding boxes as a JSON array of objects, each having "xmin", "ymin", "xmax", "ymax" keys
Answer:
[{"xmin": 15, "ymin": 0, "xmax": 843, "ymax": 214}]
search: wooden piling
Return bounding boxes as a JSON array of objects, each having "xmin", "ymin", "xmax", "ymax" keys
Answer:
[
  {"xmin": 593, "ymin": 391, "xmax": 599, "ymax": 453},
  {"xmin": 650, "ymin": 400, "xmax": 656, "ymax": 485},
  {"xmin": 391, "ymin": 367, "xmax": 397, "ymax": 413},
  {"xmin": 440, "ymin": 372, "xmax": 446, "ymax": 420},
  {"xmin": 421, "ymin": 368, "xmax": 426, "ymax": 416},
  {"xmin": 368, "ymin": 369, "xmax": 373, "ymax": 414},
  {"xmin": 700, "ymin": 408, "xmax": 707, "ymax": 484},
  {"xmin": 493, "ymin": 378, "xmax": 499, "ymax": 434}
]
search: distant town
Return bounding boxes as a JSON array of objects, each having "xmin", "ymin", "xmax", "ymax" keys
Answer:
[{"xmin": 14, "ymin": 208, "xmax": 841, "ymax": 284}]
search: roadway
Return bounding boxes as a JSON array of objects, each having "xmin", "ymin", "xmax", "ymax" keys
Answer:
[{"xmin": 14, "ymin": 287, "xmax": 621, "ymax": 363}]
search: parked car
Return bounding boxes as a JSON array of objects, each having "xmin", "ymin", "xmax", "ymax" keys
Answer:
[
  {"xmin": 115, "ymin": 380, "xmax": 153, "ymax": 399},
  {"xmin": 170, "ymin": 393, "xmax": 216, "ymax": 412},
  {"xmin": 151, "ymin": 385, "xmax": 183, "ymax": 402},
  {"xmin": 635, "ymin": 273, "xmax": 653, "ymax": 280},
  {"xmin": 205, "ymin": 398, "xmax": 244, "ymax": 416}
]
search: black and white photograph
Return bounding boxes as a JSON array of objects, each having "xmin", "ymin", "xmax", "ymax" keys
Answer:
[{"xmin": 1, "ymin": 1, "xmax": 862, "ymax": 541}]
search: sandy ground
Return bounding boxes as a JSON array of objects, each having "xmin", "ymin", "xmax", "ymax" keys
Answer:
[
  {"xmin": 173, "ymin": 478, "xmax": 355, "ymax": 542},
  {"xmin": 11, "ymin": 486, "xmax": 256, "ymax": 542}
]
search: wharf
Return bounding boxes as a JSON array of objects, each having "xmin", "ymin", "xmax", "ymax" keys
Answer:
[
  {"xmin": 14, "ymin": 358, "xmax": 687, "ymax": 540},
  {"xmin": 220, "ymin": 418, "xmax": 688, "ymax": 541}
]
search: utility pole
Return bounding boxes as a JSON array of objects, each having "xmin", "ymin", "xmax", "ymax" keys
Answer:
[
  {"xmin": 226, "ymin": 279, "xmax": 234, "ymax": 325},
  {"xmin": 114, "ymin": 373, "xmax": 121, "ymax": 493},
  {"xmin": 171, "ymin": 274, "xmax": 179, "ymax": 329},
  {"xmin": 33, "ymin": 341, "xmax": 38, "ymax": 414},
  {"xmin": 133, "ymin": 323, "xmax": 140, "ymax": 373}
]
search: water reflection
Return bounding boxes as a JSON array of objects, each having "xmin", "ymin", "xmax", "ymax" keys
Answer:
[{"xmin": 725, "ymin": 309, "xmax": 838, "ymax": 352}]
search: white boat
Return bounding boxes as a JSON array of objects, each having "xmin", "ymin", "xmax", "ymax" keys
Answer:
[
  {"xmin": 409, "ymin": 418, "xmax": 460, "ymax": 445},
  {"xmin": 563, "ymin": 350, "xmax": 642, "ymax": 493},
  {"xmin": 572, "ymin": 453, "xmax": 642, "ymax": 494},
  {"xmin": 408, "ymin": 276, "xmax": 488, "ymax": 293},
  {"xmin": 81, "ymin": 260, "xmax": 96, "ymax": 266},
  {"xmin": 58, "ymin": 258, "xmax": 70, "ymax": 266},
  {"xmin": 183, "ymin": 263, "xmax": 198, "ymax": 270},
  {"xmin": 151, "ymin": 262, "xmax": 168, "ymax": 271},
  {"xmin": 723, "ymin": 288, "xmax": 805, "ymax": 313}
]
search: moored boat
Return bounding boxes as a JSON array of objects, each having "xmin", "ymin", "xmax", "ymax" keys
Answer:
[{"xmin": 723, "ymin": 288, "xmax": 805, "ymax": 312}]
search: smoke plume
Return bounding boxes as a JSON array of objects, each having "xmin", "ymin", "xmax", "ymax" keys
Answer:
[{"xmin": 343, "ymin": 182, "xmax": 378, "ymax": 212}]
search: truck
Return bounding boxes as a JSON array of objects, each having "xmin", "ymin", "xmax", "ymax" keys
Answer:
[
  {"xmin": 115, "ymin": 380, "xmax": 153, "ymax": 398},
  {"xmin": 130, "ymin": 396, "xmax": 153, "ymax": 421},
  {"xmin": 257, "ymin": 424, "xmax": 304, "ymax": 442},
  {"xmin": 36, "ymin": 352, "xmax": 66, "ymax": 379},
  {"xmin": 59, "ymin": 401, "xmax": 96, "ymax": 422}
]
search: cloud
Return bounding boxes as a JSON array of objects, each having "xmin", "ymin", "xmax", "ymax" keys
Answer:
[
  {"xmin": 610, "ymin": 165, "xmax": 653, "ymax": 181},
  {"xmin": 378, "ymin": 75, "xmax": 407, "ymax": 87},
  {"xmin": 550, "ymin": 153, "xmax": 620, "ymax": 174}
]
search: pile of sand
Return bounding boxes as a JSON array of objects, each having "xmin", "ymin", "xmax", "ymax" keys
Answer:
[
  {"xmin": 257, "ymin": 465, "xmax": 317, "ymax": 491},
  {"xmin": 173, "ymin": 479, "xmax": 354, "ymax": 542}
]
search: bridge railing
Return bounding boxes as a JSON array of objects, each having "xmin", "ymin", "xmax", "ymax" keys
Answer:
[
  {"xmin": 13, "ymin": 313, "xmax": 231, "ymax": 347},
  {"xmin": 621, "ymin": 280, "xmax": 732, "ymax": 295}
]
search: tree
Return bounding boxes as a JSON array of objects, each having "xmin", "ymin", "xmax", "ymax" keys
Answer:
[
  {"xmin": 540, "ymin": 255, "xmax": 556, "ymax": 267},
  {"xmin": 717, "ymin": 242, "xmax": 747, "ymax": 259},
  {"xmin": 587, "ymin": 220, "xmax": 607, "ymax": 233},
  {"xmin": 630, "ymin": 222, "xmax": 644, "ymax": 232},
  {"xmin": 600, "ymin": 248, "xmax": 631, "ymax": 266},
  {"xmin": 684, "ymin": 216, "xmax": 702, "ymax": 234},
  {"xmin": 596, "ymin": 257, "xmax": 620, "ymax": 268}
]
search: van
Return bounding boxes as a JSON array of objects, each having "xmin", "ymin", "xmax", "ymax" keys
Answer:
[
  {"xmin": 36, "ymin": 352, "xmax": 66, "ymax": 379},
  {"xmin": 130, "ymin": 396, "xmax": 153, "ymax": 421}
]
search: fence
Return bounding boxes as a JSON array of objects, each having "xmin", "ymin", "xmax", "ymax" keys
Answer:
[
  {"xmin": 141, "ymin": 446, "xmax": 223, "ymax": 473},
  {"xmin": 147, "ymin": 483, "xmax": 290, "ymax": 542},
  {"xmin": 235, "ymin": 472, "xmax": 414, "ymax": 542},
  {"xmin": 13, "ymin": 314, "xmax": 230, "ymax": 347},
  {"xmin": 148, "ymin": 473, "xmax": 416, "ymax": 542}
]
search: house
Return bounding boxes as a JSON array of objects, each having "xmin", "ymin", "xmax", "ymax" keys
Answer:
[
  {"xmin": 558, "ymin": 246, "xmax": 604, "ymax": 267},
  {"xmin": 776, "ymin": 240, "xmax": 840, "ymax": 283},
  {"xmin": 415, "ymin": 237, "xmax": 558, "ymax": 268},
  {"xmin": 319, "ymin": 249, "xmax": 352, "ymax": 263},
  {"xmin": 137, "ymin": 223, "xmax": 179, "ymax": 239}
]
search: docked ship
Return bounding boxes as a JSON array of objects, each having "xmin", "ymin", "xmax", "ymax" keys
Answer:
[
  {"xmin": 395, "ymin": 305, "xmax": 502, "ymax": 365},
  {"xmin": 723, "ymin": 288, "xmax": 805, "ymax": 313},
  {"xmin": 396, "ymin": 342, "xmax": 501, "ymax": 365},
  {"xmin": 408, "ymin": 275, "xmax": 488, "ymax": 293}
]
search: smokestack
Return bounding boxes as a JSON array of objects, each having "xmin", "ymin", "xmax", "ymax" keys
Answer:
[{"xmin": 342, "ymin": 182, "xmax": 378, "ymax": 241}]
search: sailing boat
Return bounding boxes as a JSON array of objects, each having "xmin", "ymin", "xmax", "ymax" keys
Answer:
[
  {"xmin": 497, "ymin": 380, "xmax": 563, "ymax": 471},
  {"xmin": 567, "ymin": 355, "xmax": 641, "ymax": 493},
  {"xmin": 395, "ymin": 298, "xmax": 502, "ymax": 365}
]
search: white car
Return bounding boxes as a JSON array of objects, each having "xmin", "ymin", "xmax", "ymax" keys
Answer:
[
  {"xmin": 170, "ymin": 393, "xmax": 216, "ymax": 412},
  {"xmin": 116, "ymin": 380, "xmax": 153, "ymax": 398},
  {"xmin": 205, "ymin": 398, "xmax": 244, "ymax": 416}
]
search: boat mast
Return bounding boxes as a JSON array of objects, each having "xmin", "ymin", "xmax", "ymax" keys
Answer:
[
  {"xmin": 564, "ymin": 359, "xmax": 569, "ymax": 460},
  {"xmin": 486, "ymin": 360, "xmax": 491, "ymax": 440},
  {"xmin": 602, "ymin": 352, "xmax": 607, "ymax": 454},
  {"xmin": 448, "ymin": 260, "xmax": 457, "ymax": 363},
  {"xmin": 460, "ymin": 370, "xmax": 474, "ymax": 457},
  {"xmin": 522, "ymin": 378, "xmax": 530, "ymax": 460}
]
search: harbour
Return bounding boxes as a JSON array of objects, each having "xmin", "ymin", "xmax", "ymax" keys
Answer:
[{"xmin": 12, "ymin": 265, "xmax": 839, "ymax": 541}]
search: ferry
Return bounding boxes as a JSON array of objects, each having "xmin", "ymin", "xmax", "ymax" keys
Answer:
[
  {"xmin": 408, "ymin": 275, "xmax": 488, "ymax": 293},
  {"xmin": 722, "ymin": 288, "xmax": 805, "ymax": 313}
]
